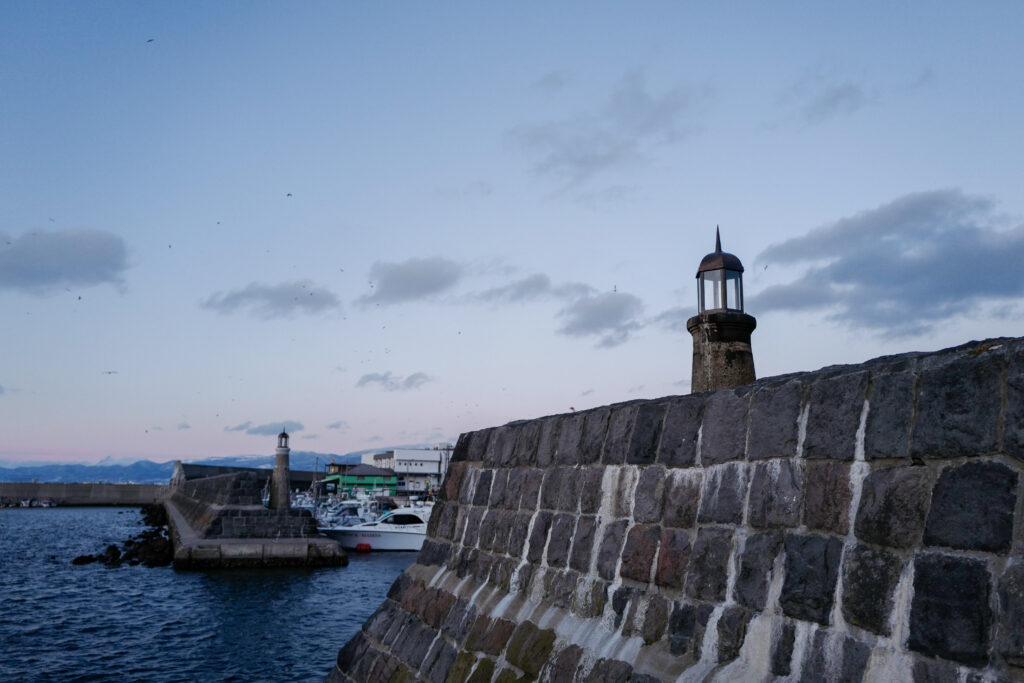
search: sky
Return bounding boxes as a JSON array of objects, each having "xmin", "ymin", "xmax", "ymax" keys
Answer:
[{"xmin": 2, "ymin": 2, "xmax": 1023, "ymax": 465}]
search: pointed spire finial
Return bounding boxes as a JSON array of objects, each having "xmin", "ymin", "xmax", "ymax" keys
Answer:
[{"xmin": 715, "ymin": 225, "xmax": 722, "ymax": 252}]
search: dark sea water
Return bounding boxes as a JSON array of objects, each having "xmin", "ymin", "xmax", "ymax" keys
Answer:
[{"xmin": 0, "ymin": 507, "xmax": 418, "ymax": 683}]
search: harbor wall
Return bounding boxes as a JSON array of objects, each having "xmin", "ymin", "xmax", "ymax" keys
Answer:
[
  {"xmin": 326, "ymin": 337, "xmax": 1024, "ymax": 682},
  {"xmin": 0, "ymin": 482, "xmax": 166, "ymax": 506}
]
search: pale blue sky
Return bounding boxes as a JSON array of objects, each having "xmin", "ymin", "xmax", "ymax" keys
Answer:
[{"xmin": 2, "ymin": 2, "xmax": 1023, "ymax": 463}]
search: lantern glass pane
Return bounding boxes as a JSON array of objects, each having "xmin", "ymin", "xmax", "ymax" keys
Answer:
[
  {"xmin": 702, "ymin": 269, "xmax": 723, "ymax": 311},
  {"xmin": 726, "ymin": 270, "xmax": 742, "ymax": 311}
]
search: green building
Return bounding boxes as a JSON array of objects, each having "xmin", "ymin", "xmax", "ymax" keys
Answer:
[{"xmin": 322, "ymin": 463, "xmax": 398, "ymax": 497}]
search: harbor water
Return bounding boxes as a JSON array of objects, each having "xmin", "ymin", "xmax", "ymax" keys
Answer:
[{"xmin": 0, "ymin": 506, "xmax": 418, "ymax": 682}]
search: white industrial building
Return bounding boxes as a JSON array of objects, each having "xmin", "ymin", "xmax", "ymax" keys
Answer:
[{"xmin": 369, "ymin": 446, "xmax": 452, "ymax": 495}]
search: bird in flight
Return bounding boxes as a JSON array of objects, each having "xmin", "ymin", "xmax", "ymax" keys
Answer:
[
  {"xmin": 101, "ymin": 370, "xmax": 118, "ymax": 375},
  {"xmin": 146, "ymin": 39, "xmax": 154, "ymax": 43}
]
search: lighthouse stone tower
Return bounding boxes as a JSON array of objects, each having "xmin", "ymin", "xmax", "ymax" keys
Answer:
[
  {"xmin": 268, "ymin": 429, "xmax": 291, "ymax": 510},
  {"xmin": 686, "ymin": 228, "xmax": 757, "ymax": 392}
]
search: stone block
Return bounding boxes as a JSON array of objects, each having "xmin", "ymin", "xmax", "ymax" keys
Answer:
[
  {"xmin": 911, "ymin": 658, "xmax": 961, "ymax": 683},
  {"xmin": 747, "ymin": 459, "xmax": 803, "ymax": 529},
  {"xmin": 910, "ymin": 350, "xmax": 1002, "ymax": 460},
  {"xmin": 668, "ymin": 601, "xmax": 698, "ymax": 656},
  {"xmin": 717, "ymin": 605, "xmax": 752, "ymax": 662},
  {"xmin": 489, "ymin": 510, "xmax": 515, "ymax": 555},
  {"xmin": 451, "ymin": 431, "xmax": 472, "ymax": 463},
  {"xmin": 434, "ymin": 501, "xmax": 459, "ymax": 540},
  {"xmin": 658, "ymin": 395, "xmax": 703, "ymax": 467},
  {"xmin": 471, "ymin": 470, "xmax": 493, "ymax": 507},
  {"xmin": 610, "ymin": 585, "xmax": 635, "ymax": 629},
  {"xmin": 655, "ymin": 528, "xmax": 692, "ymax": 589},
  {"xmin": 619, "ymin": 523, "xmax": 661, "ymax": 582},
  {"xmin": 770, "ymin": 620, "xmax": 795, "ymax": 676},
  {"xmin": 572, "ymin": 577, "xmax": 608, "ymax": 619},
  {"xmin": 663, "ymin": 469, "xmax": 702, "ymax": 528},
  {"xmin": 549, "ymin": 569, "xmax": 579, "ymax": 609},
  {"xmin": 535, "ymin": 416, "xmax": 562, "ymax": 468},
  {"xmin": 442, "ymin": 461, "xmax": 468, "ymax": 502},
  {"xmin": 909, "ymin": 552, "xmax": 992, "ymax": 667},
  {"xmin": 803, "ymin": 461, "xmax": 851, "ymax": 535},
  {"xmin": 633, "ymin": 466, "xmax": 666, "ymax": 523},
  {"xmin": 418, "ymin": 539, "xmax": 453, "ymax": 567},
  {"xmin": 462, "ymin": 507, "xmax": 485, "ymax": 548},
  {"xmin": 525, "ymin": 510, "xmax": 552, "ymax": 563},
  {"xmin": 841, "ymin": 543, "xmax": 904, "ymax": 635},
  {"xmin": 700, "ymin": 389, "xmax": 749, "ymax": 465},
  {"xmin": 627, "ymin": 402, "xmax": 667, "ymax": 465},
  {"xmin": 579, "ymin": 407, "xmax": 611, "ymax": 463},
  {"xmin": 477, "ymin": 510, "xmax": 497, "ymax": 551},
  {"xmin": 642, "ymin": 594, "xmax": 669, "ymax": 644},
  {"xmin": 1007, "ymin": 345, "xmax": 1024, "ymax": 464},
  {"xmin": 440, "ymin": 598, "xmax": 477, "ymax": 644},
  {"xmin": 583, "ymin": 659, "xmax": 633, "ymax": 683},
  {"xmin": 540, "ymin": 467, "xmax": 563, "ymax": 510},
  {"xmin": 854, "ymin": 466, "xmax": 931, "ymax": 549},
  {"xmin": 546, "ymin": 644, "xmax": 583, "ymax": 681},
  {"xmin": 555, "ymin": 412, "xmax": 586, "ymax": 465},
  {"xmin": 924, "ymin": 460, "xmax": 1018, "ymax": 553},
  {"xmin": 421, "ymin": 588, "xmax": 457, "ymax": 630},
  {"xmin": 779, "ymin": 532, "xmax": 843, "ymax": 625},
  {"xmin": 801, "ymin": 630, "xmax": 870, "ymax": 683},
  {"xmin": 602, "ymin": 404, "xmax": 638, "ymax": 465},
  {"xmin": 465, "ymin": 615, "xmax": 515, "ymax": 656},
  {"xmin": 422, "ymin": 638, "xmax": 456, "ymax": 683},
  {"xmin": 685, "ymin": 527, "xmax": 733, "ymax": 602},
  {"xmin": 505, "ymin": 621, "xmax": 556, "ymax": 676},
  {"xmin": 569, "ymin": 515, "xmax": 598, "ymax": 573},
  {"xmin": 472, "ymin": 551, "xmax": 494, "ymax": 584},
  {"xmin": 597, "ymin": 519, "xmax": 630, "ymax": 580},
  {"xmin": 487, "ymin": 469, "xmax": 509, "ymax": 508},
  {"xmin": 466, "ymin": 429, "xmax": 492, "ymax": 463},
  {"xmin": 864, "ymin": 371, "xmax": 915, "ymax": 460},
  {"xmin": 484, "ymin": 425, "xmax": 518, "ymax": 467},
  {"xmin": 803, "ymin": 371, "xmax": 868, "ymax": 460},
  {"xmin": 515, "ymin": 419, "xmax": 542, "ymax": 467},
  {"xmin": 466, "ymin": 657, "xmax": 495, "ymax": 683},
  {"xmin": 507, "ymin": 511, "xmax": 532, "ymax": 558},
  {"xmin": 734, "ymin": 530, "xmax": 783, "ymax": 611},
  {"xmin": 747, "ymin": 379, "xmax": 803, "ymax": 460},
  {"xmin": 546, "ymin": 513, "xmax": 576, "ymax": 568},
  {"xmin": 556, "ymin": 467, "xmax": 584, "ymax": 512},
  {"xmin": 995, "ymin": 563, "xmax": 1024, "ymax": 668},
  {"xmin": 697, "ymin": 462, "xmax": 748, "ymax": 525},
  {"xmin": 502, "ymin": 468, "xmax": 525, "ymax": 511},
  {"xmin": 579, "ymin": 467, "xmax": 605, "ymax": 514},
  {"xmin": 393, "ymin": 620, "xmax": 437, "ymax": 670},
  {"xmin": 520, "ymin": 469, "xmax": 544, "ymax": 510}
]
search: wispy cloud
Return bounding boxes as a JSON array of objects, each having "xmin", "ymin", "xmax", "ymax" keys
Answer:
[
  {"xmin": 224, "ymin": 420, "xmax": 304, "ymax": 435},
  {"xmin": 780, "ymin": 66, "xmax": 875, "ymax": 125},
  {"xmin": 356, "ymin": 257, "xmax": 462, "ymax": 306},
  {"xmin": 475, "ymin": 273, "xmax": 593, "ymax": 304},
  {"xmin": 176, "ymin": 422, "xmax": 191, "ymax": 430},
  {"xmin": 0, "ymin": 229, "xmax": 128, "ymax": 294},
  {"xmin": 436, "ymin": 180, "xmax": 493, "ymax": 199},
  {"xmin": 326, "ymin": 420, "xmax": 349, "ymax": 431},
  {"xmin": 0, "ymin": 384, "xmax": 5, "ymax": 395},
  {"xmin": 509, "ymin": 68, "xmax": 706, "ymax": 188},
  {"xmin": 356, "ymin": 371, "xmax": 432, "ymax": 391},
  {"xmin": 557, "ymin": 291, "xmax": 644, "ymax": 347},
  {"xmin": 202, "ymin": 280, "xmax": 340, "ymax": 319},
  {"xmin": 751, "ymin": 189, "xmax": 1024, "ymax": 336},
  {"xmin": 533, "ymin": 70, "xmax": 574, "ymax": 95}
]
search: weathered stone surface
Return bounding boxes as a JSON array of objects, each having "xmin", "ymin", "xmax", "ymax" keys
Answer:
[
  {"xmin": 801, "ymin": 631, "xmax": 870, "ymax": 683},
  {"xmin": 393, "ymin": 620, "xmax": 438, "ymax": 669},
  {"xmin": 422, "ymin": 638, "xmax": 457, "ymax": 683},
  {"xmin": 633, "ymin": 466, "xmax": 666, "ymax": 523},
  {"xmin": 1007, "ymin": 346, "xmax": 1024, "ymax": 464},
  {"xmin": 540, "ymin": 467, "xmax": 563, "ymax": 510},
  {"xmin": 911, "ymin": 350, "xmax": 1003, "ymax": 460},
  {"xmin": 525, "ymin": 510, "xmax": 552, "ymax": 563},
  {"xmin": 685, "ymin": 527, "xmax": 733, "ymax": 602},
  {"xmin": 520, "ymin": 469, "xmax": 544, "ymax": 510},
  {"xmin": 658, "ymin": 395, "xmax": 703, "ymax": 467},
  {"xmin": 580, "ymin": 407, "xmax": 611, "ymax": 464},
  {"xmin": 451, "ymin": 431, "xmax": 472, "ymax": 463},
  {"xmin": 485, "ymin": 425, "xmax": 519, "ymax": 467},
  {"xmin": 603, "ymin": 404, "xmax": 638, "ymax": 465},
  {"xmin": 697, "ymin": 462, "xmax": 748, "ymax": 525},
  {"xmin": 465, "ymin": 615, "xmax": 516, "ymax": 656},
  {"xmin": 611, "ymin": 585, "xmax": 635, "ymax": 629},
  {"xmin": 507, "ymin": 511, "xmax": 532, "ymax": 558},
  {"xmin": 434, "ymin": 501, "xmax": 459, "ymax": 540},
  {"xmin": 477, "ymin": 510, "xmax": 497, "ymax": 551},
  {"xmin": 555, "ymin": 412, "xmax": 586, "ymax": 465},
  {"xmin": 418, "ymin": 539, "xmax": 453, "ymax": 567},
  {"xmin": 466, "ymin": 657, "xmax": 495, "ymax": 683},
  {"xmin": 611, "ymin": 466, "xmax": 638, "ymax": 519},
  {"xmin": 491, "ymin": 510, "xmax": 515, "ymax": 555},
  {"xmin": 663, "ymin": 469, "xmax": 701, "ymax": 528},
  {"xmin": 864, "ymin": 371, "xmax": 915, "ymax": 460},
  {"xmin": 546, "ymin": 513, "xmax": 576, "ymax": 568},
  {"xmin": 549, "ymin": 569, "xmax": 579, "ymax": 609},
  {"xmin": 515, "ymin": 419, "xmax": 542, "ymax": 467},
  {"xmin": 472, "ymin": 470, "xmax": 493, "ymax": 507},
  {"xmin": 771, "ymin": 620, "xmax": 795, "ymax": 676},
  {"xmin": 995, "ymin": 564, "xmax": 1024, "ymax": 668},
  {"xmin": 443, "ymin": 461, "xmax": 468, "ymax": 502},
  {"xmin": 734, "ymin": 530, "xmax": 783, "ymax": 611},
  {"xmin": 909, "ymin": 553, "xmax": 992, "ymax": 667},
  {"xmin": 779, "ymin": 532, "xmax": 843, "ymax": 625},
  {"xmin": 619, "ymin": 524, "xmax": 660, "ymax": 582},
  {"xmin": 441, "ymin": 598, "xmax": 477, "ymax": 644},
  {"xmin": 556, "ymin": 467, "xmax": 584, "ymax": 512},
  {"xmin": 911, "ymin": 658, "xmax": 961, "ymax": 683},
  {"xmin": 700, "ymin": 389, "xmax": 749, "ymax": 465},
  {"xmin": 546, "ymin": 644, "xmax": 583, "ymax": 681},
  {"xmin": 583, "ymin": 659, "xmax": 633, "ymax": 683},
  {"xmin": 841, "ymin": 543, "xmax": 904, "ymax": 635},
  {"xmin": 747, "ymin": 380, "xmax": 802, "ymax": 460},
  {"xmin": 597, "ymin": 519, "xmax": 629, "ymax": 580},
  {"xmin": 462, "ymin": 507, "xmax": 485, "ymax": 547},
  {"xmin": 855, "ymin": 466, "xmax": 931, "ymax": 549},
  {"xmin": 503, "ymin": 468, "xmax": 525, "ymax": 510},
  {"xmin": 717, "ymin": 605, "xmax": 752, "ymax": 662},
  {"xmin": 488, "ymin": 469, "xmax": 509, "ymax": 508},
  {"xmin": 535, "ymin": 417, "xmax": 561, "ymax": 468},
  {"xmin": 655, "ymin": 528, "xmax": 691, "ymax": 589},
  {"xmin": 505, "ymin": 621, "xmax": 556, "ymax": 676},
  {"xmin": 747, "ymin": 459, "xmax": 803, "ymax": 529},
  {"xmin": 924, "ymin": 460, "xmax": 1018, "ymax": 553},
  {"xmin": 803, "ymin": 371, "xmax": 868, "ymax": 460},
  {"xmin": 627, "ymin": 402, "xmax": 667, "ymax": 465},
  {"xmin": 579, "ymin": 467, "xmax": 605, "ymax": 514},
  {"xmin": 569, "ymin": 515, "xmax": 598, "ymax": 573},
  {"xmin": 642, "ymin": 594, "xmax": 669, "ymax": 645},
  {"xmin": 572, "ymin": 578, "xmax": 608, "ymax": 619},
  {"xmin": 668, "ymin": 601, "xmax": 698, "ymax": 656},
  {"xmin": 803, "ymin": 461, "xmax": 851, "ymax": 535}
]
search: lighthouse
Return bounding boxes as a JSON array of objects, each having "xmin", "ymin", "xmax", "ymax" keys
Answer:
[
  {"xmin": 268, "ymin": 429, "xmax": 291, "ymax": 510},
  {"xmin": 686, "ymin": 228, "xmax": 757, "ymax": 392}
]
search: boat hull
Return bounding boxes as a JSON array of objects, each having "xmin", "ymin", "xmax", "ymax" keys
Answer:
[{"xmin": 324, "ymin": 527, "xmax": 425, "ymax": 551}]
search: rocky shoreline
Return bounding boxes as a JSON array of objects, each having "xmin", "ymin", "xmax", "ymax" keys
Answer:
[{"xmin": 72, "ymin": 504, "xmax": 173, "ymax": 568}]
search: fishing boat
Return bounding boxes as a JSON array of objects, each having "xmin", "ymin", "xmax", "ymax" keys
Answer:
[{"xmin": 322, "ymin": 502, "xmax": 432, "ymax": 551}]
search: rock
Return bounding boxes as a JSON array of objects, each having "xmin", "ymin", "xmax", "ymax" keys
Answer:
[
  {"xmin": 627, "ymin": 402, "xmax": 667, "ymax": 465},
  {"xmin": 619, "ymin": 524, "xmax": 660, "ymax": 582},
  {"xmin": 716, "ymin": 605, "xmax": 752, "ymax": 662},
  {"xmin": 534, "ymin": 416, "xmax": 561, "ymax": 468},
  {"xmin": 841, "ymin": 543, "xmax": 904, "ymax": 635},
  {"xmin": 579, "ymin": 407, "xmax": 611, "ymax": 464},
  {"xmin": 779, "ymin": 532, "xmax": 843, "ymax": 625},
  {"xmin": 596, "ymin": 520, "xmax": 629, "ymax": 581},
  {"xmin": 734, "ymin": 531, "xmax": 783, "ymax": 611},
  {"xmin": 771, "ymin": 620, "xmax": 795, "ymax": 676},
  {"xmin": 854, "ymin": 466, "xmax": 931, "ymax": 549},
  {"xmin": 569, "ymin": 515, "xmax": 598, "ymax": 572},
  {"xmin": 908, "ymin": 552, "xmax": 992, "ymax": 667},
  {"xmin": 864, "ymin": 371, "xmax": 915, "ymax": 460},
  {"xmin": 700, "ymin": 389, "xmax": 749, "ymax": 465},
  {"xmin": 747, "ymin": 379, "xmax": 802, "ymax": 460},
  {"xmin": 995, "ymin": 564, "xmax": 1024, "ymax": 668},
  {"xmin": 697, "ymin": 462, "xmax": 748, "ymax": 525},
  {"xmin": 632, "ymin": 466, "xmax": 666, "ymax": 523},
  {"xmin": 923, "ymin": 460, "xmax": 1018, "ymax": 553},
  {"xmin": 525, "ymin": 511, "xmax": 552, "ymax": 563},
  {"xmin": 655, "ymin": 528, "xmax": 692, "ymax": 589},
  {"xmin": 555, "ymin": 412, "xmax": 586, "ymax": 465},
  {"xmin": 668, "ymin": 600, "xmax": 698, "ymax": 656},
  {"xmin": 663, "ymin": 469, "xmax": 701, "ymax": 528},
  {"xmin": 658, "ymin": 396, "xmax": 703, "ymax": 467},
  {"xmin": 545, "ymin": 513, "xmax": 575, "ymax": 568},
  {"xmin": 602, "ymin": 404, "xmax": 638, "ymax": 465},
  {"xmin": 747, "ymin": 459, "xmax": 802, "ymax": 529},
  {"xmin": 685, "ymin": 527, "xmax": 733, "ymax": 602},
  {"xmin": 803, "ymin": 371, "xmax": 868, "ymax": 460},
  {"xmin": 803, "ymin": 461, "xmax": 851, "ymax": 535}
]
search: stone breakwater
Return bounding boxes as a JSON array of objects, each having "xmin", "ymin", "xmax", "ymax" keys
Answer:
[{"xmin": 326, "ymin": 337, "xmax": 1024, "ymax": 682}]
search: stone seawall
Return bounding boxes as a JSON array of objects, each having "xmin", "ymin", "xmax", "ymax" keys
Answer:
[
  {"xmin": 327, "ymin": 337, "xmax": 1024, "ymax": 682},
  {"xmin": 0, "ymin": 482, "xmax": 166, "ymax": 506}
]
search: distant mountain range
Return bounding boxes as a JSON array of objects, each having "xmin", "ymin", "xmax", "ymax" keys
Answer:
[{"xmin": 0, "ymin": 450, "xmax": 372, "ymax": 485}]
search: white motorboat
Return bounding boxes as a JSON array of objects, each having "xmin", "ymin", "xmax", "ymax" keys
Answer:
[{"xmin": 323, "ymin": 502, "xmax": 432, "ymax": 551}]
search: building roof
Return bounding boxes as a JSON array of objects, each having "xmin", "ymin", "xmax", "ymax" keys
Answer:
[{"xmin": 342, "ymin": 464, "xmax": 396, "ymax": 478}]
